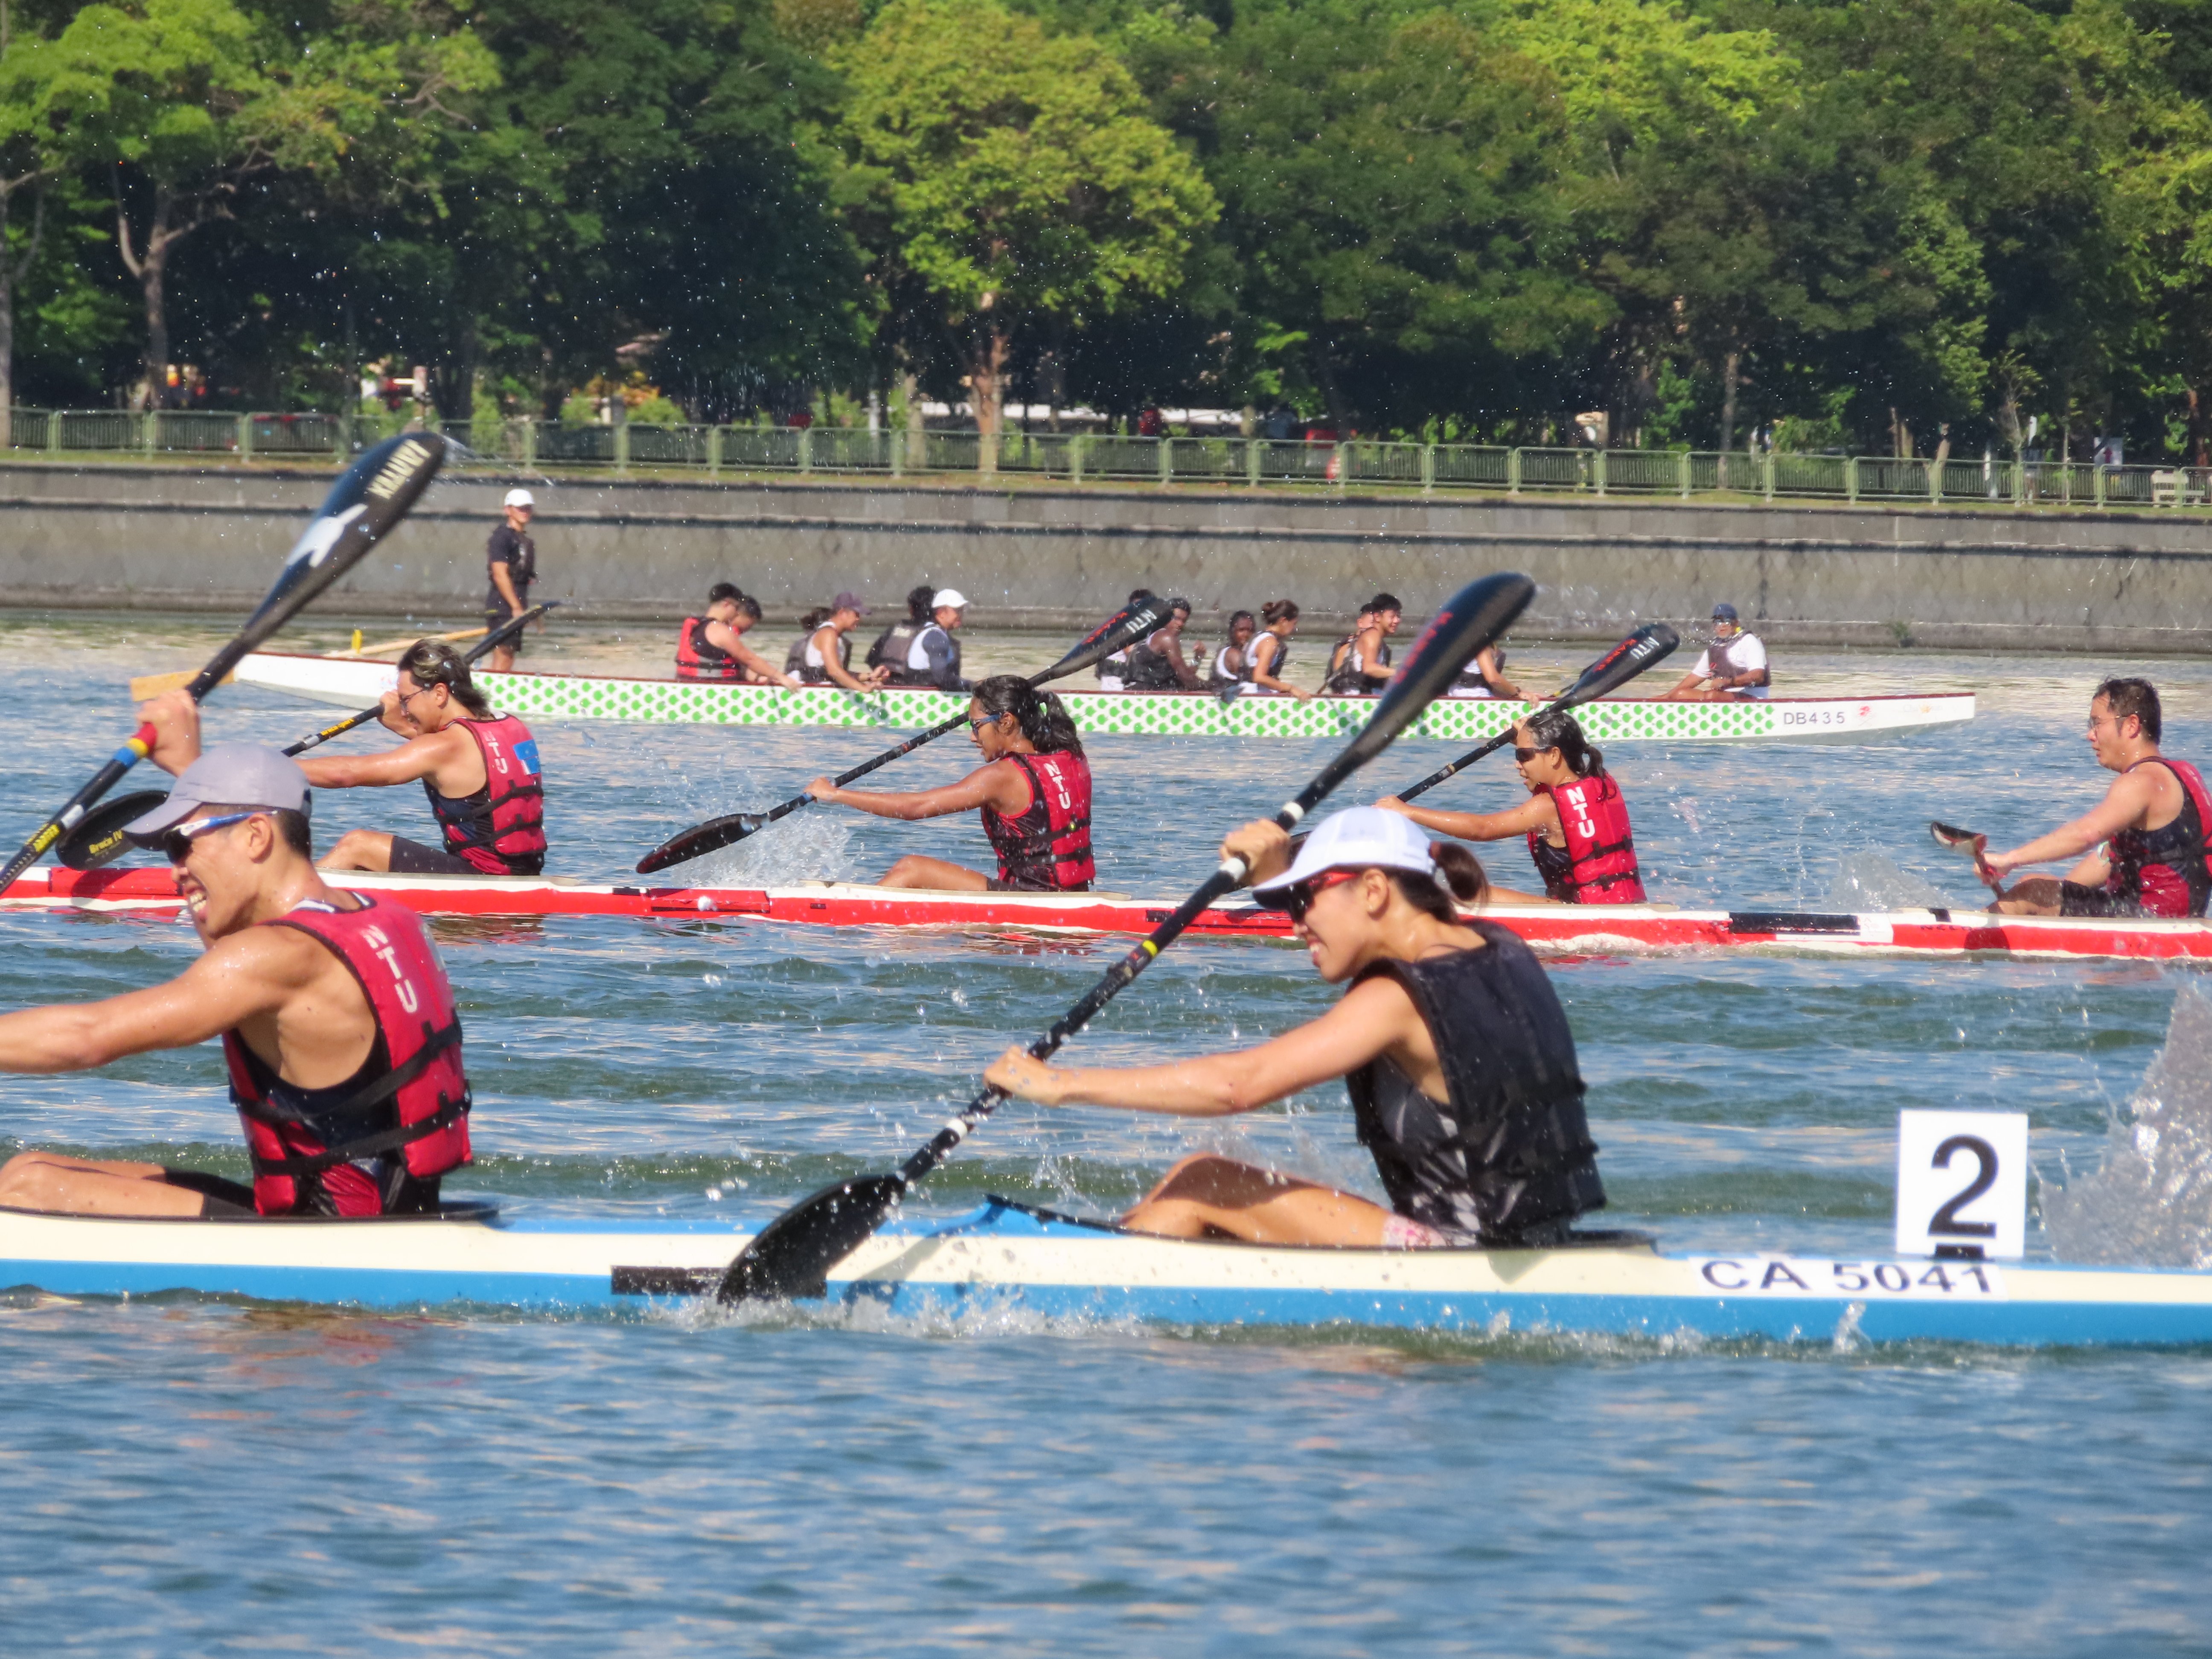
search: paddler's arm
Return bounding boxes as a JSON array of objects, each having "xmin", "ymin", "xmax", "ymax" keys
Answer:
[
  {"xmin": 710, "ymin": 622, "xmax": 799, "ymax": 689},
  {"xmin": 490, "ymin": 558, "xmax": 524, "ymax": 619},
  {"xmin": 296, "ymin": 727, "xmax": 467, "ymax": 790},
  {"xmin": 0, "ymin": 928, "xmax": 297, "ymax": 1071},
  {"xmin": 816, "ymin": 628, "xmax": 878, "ymax": 695},
  {"xmin": 1985, "ymin": 771, "xmax": 2168, "ymax": 874},
  {"xmin": 1474, "ymin": 648, "xmax": 1522, "ymax": 700},
  {"xmin": 986, "ymin": 975, "xmax": 1419, "ymax": 1114},
  {"xmin": 1357, "ymin": 626, "xmax": 1391, "ymax": 686},
  {"xmin": 1250, "ymin": 636, "xmax": 1311, "ymax": 700},
  {"xmin": 135, "ymin": 689, "xmax": 204, "ymax": 775},
  {"xmin": 1374, "ymin": 794, "xmax": 1552, "ymax": 844},
  {"xmin": 804, "ymin": 759, "xmax": 1027, "ymax": 821}
]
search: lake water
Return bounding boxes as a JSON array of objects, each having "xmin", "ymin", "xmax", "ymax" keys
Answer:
[{"xmin": 1, "ymin": 611, "xmax": 2209, "ymax": 1653}]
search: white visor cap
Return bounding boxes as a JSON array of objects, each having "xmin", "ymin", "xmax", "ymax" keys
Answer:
[
  {"xmin": 1250, "ymin": 806, "xmax": 1440, "ymax": 906},
  {"xmin": 931, "ymin": 588, "xmax": 968, "ymax": 610},
  {"xmin": 504, "ymin": 488, "xmax": 536, "ymax": 508}
]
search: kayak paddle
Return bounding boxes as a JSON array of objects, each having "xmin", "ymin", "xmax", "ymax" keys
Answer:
[
  {"xmin": 1391, "ymin": 622, "xmax": 1679, "ymax": 804},
  {"xmin": 717, "ymin": 568, "xmax": 1535, "ymax": 1304},
  {"xmin": 0, "ymin": 433, "xmax": 445, "ymax": 896},
  {"xmin": 1931, "ymin": 820, "xmax": 2001, "ymax": 887},
  {"xmin": 51, "ymin": 600, "xmax": 559, "ymax": 873},
  {"xmin": 636, "ymin": 593, "xmax": 1172, "ymax": 874},
  {"xmin": 285, "ymin": 601, "xmax": 561, "ymax": 758}
]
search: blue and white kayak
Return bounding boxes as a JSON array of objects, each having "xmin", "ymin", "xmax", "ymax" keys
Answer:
[{"xmin": 4, "ymin": 1198, "xmax": 2209, "ymax": 1348}]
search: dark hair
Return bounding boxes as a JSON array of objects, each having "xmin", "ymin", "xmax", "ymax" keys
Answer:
[
  {"xmin": 207, "ymin": 802, "xmax": 313, "ymax": 857},
  {"xmin": 972, "ymin": 674, "xmax": 1084, "ymax": 757},
  {"xmin": 732, "ymin": 593, "xmax": 763, "ymax": 622},
  {"xmin": 2095, "ymin": 677, "xmax": 2162, "ymax": 741},
  {"xmin": 1228, "ymin": 609, "xmax": 1256, "ymax": 633},
  {"xmin": 1128, "ymin": 587, "xmax": 1153, "ymax": 604},
  {"xmin": 1391, "ymin": 841, "xmax": 1486, "ymax": 921},
  {"xmin": 398, "ymin": 639, "xmax": 492, "ymax": 718},
  {"xmin": 800, "ymin": 605, "xmax": 834, "ymax": 631},
  {"xmin": 1522, "ymin": 705, "xmax": 1604, "ymax": 777},
  {"xmin": 1262, "ymin": 599, "xmax": 1300, "ymax": 626},
  {"xmin": 708, "ymin": 581, "xmax": 742, "ymax": 607},
  {"xmin": 905, "ymin": 583, "xmax": 935, "ymax": 623},
  {"xmin": 1167, "ymin": 596, "xmax": 1192, "ymax": 616},
  {"xmin": 1365, "ymin": 592, "xmax": 1403, "ymax": 614}
]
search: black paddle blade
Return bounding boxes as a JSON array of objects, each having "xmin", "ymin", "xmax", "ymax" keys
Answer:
[
  {"xmin": 198, "ymin": 433, "xmax": 445, "ymax": 698},
  {"xmin": 1035, "ymin": 592, "xmax": 1169, "ymax": 682},
  {"xmin": 1930, "ymin": 821, "xmax": 1986, "ymax": 850},
  {"xmin": 1557, "ymin": 622, "xmax": 1679, "ymax": 705},
  {"xmin": 635, "ymin": 812, "xmax": 768, "ymax": 874},
  {"xmin": 717, "ymin": 1174, "xmax": 908, "ymax": 1303},
  {"xmin": 54, "ymin": 791, "xmax": 168, "ymax": 870}
]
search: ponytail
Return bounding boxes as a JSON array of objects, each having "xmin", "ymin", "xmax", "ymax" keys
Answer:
[
  {"xmin": 1523, "ymin": 705, "xmax": 1604, "ymax": 779},
  {"xmin": 1391, "ymin": 841, "xmax": 1487, "ymax": 920},
  {"xmin": 1262, "ymin": 598, "xmax": 1300, "ymax": 626},
  {"xmin": 800, "ymin": 605, "xmax": 833, "ymax": 631},
  {"xmin": 973, "ymin": 673, "xmax": 1085, "ymax": 756}
]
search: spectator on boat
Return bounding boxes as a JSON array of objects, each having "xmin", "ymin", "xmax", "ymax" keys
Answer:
[
  {"xmin": 786, "ymin": 594, "xmax": 885, "ymax": 693},
  {"xmin": 675, "ymin": 584, "xmax": 798, "ymax": 686},
  {"xmin": 1207, "ymin": 611, "xmax": 1258, "ymax": 693},
  {"xmin": 985, "ymin": 806, "xmax": 1606, "ymax": 1248},
  {"xmin": 1979, "ymin": 677, "xmax": 2212, "ymax": 918},
  {"xmin": 1662, "ymin": 604, "xmax": 1769, "ymax": 701},
  {"xmin": 867, "ymin": 584, "xmax": 936, "ymax": 676},
  {"xmin": 0, "ymin": 736, "xmax": 473, "ymax": 1219},
  {"xmin": 1243, "ymin": 599, "xmax": 1310, "ymax": 699},
  {"xmin": 1126, "ymin": 597, "xmax": 1200, "ymax": 690},
  {"xmin": 1375, "ymin": 707, "xmax": 1645, "ymax": 905},
  {"xmin": 290, "ymin": 640, "xmax": 548, "ymax": 877},
  {"xmin": 804, "ymin": 675, "xmax": 1093, "ymax": 892},
  {"xmin": 881, "ymin": 589, "xmax": 969, "ymax": 693},
  {"xmin": 1450, "ymin": 644, "xmax": 1523, "ymax": 700},
  {"xmin": 485, "ymin": 488, "xmax": 538, "ymax": 672},
  {"xmin": 1323, "ymin": 593, "xmax": 1402, "ymax": 696}
]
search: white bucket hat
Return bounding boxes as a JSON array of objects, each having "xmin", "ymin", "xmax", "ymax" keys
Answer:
[{"xmin": 1251, "ymin": 807, "xmax": 1439, "ymax": 906}]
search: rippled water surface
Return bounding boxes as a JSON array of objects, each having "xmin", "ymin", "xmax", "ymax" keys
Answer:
[{"xmin": 2, "ymin": 611, "xmax": 2210, "ymax": 1652}]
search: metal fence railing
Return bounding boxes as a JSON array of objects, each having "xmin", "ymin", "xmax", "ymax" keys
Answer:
[{"xmin": 11, "ymin": 409, "xmax": 2210, "ymax": 512}]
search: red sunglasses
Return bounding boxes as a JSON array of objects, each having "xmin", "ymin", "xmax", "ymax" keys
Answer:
[{"xmin": 1281, "ymin": 868, "xmax": 1363, "ymax": 922}]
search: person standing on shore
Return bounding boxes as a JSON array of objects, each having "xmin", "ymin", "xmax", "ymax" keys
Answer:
[{"xmin": 485, "ymin": 489, "xmax": 538, "ymax": 673}]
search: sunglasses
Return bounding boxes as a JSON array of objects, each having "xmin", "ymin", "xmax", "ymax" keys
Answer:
[
  {"xmin": 967, "ymin": 714, "xmax": 1002, "ymax": 733},
  {"xmin": 1514, "ymin": 745, "xmax": 1555, "ymax": 762},
  {"xmin": 161, "ymin": 812, "xmax": 255, "ymax": 865},
  {"xmin": 1281, "ymin": 868, "xmax": 1362, "ymax": 923}
]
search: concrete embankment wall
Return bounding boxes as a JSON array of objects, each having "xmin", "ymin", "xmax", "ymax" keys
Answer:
[{"xmin": 1, "ymin": 460, "xmax": 2208, "ymax": 652}]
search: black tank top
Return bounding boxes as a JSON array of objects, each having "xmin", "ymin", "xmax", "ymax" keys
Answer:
[
  {"xmin": 1528, "ymin": 832, "xmax": 1575, "ymax": 902},
  {"xmin": 1344, "ymin": 924, "xmax": 1605, "ymax": 1241}
]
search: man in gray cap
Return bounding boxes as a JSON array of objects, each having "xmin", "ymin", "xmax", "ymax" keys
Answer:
[
  {"xmin": 0, "ymin": 731, "xmax": 474, "ymax": 1219},
  {"xmin": 1662, "ymin": 602, "xmax": 1770, "ymax": 701}
]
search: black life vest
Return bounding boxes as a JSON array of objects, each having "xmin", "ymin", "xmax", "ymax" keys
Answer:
[
  {"xmin": 1527, "ymin": 773, "xmax": 1644, "ymax": 903},
  {"xmin": 222, "ymin": 894, "xmax": 471, "ymax": 1217},
  {"xmin": 425, "ymin": 714, "xmax": 547, "ymax": 875},
  {"xmin": 981, "ymin": 751, "xmax": 1094, "ymax": 890},
  {"xmin": 1324, "ymin": 632, "xmax": 1390, "ymax": 695},
  {"xmin": 1249, "ymin": 630, "xmax": 1292, "ymax": 684},
  {"xmin": 675, "ymin": 617, "xmax": 741, "ymax": 681},
  {"xmin": 789, "ymin": 627, "xmax": 852, "ymax": 686},
  {"xmin": 2106, "ymin": 757, "xmax": 2212, "ymax": 917},
  {"xmin": 867, "ymin": 619, "xmax": 923, "ymax": 671},
  {"xmin": 1095, "ymin": 646, "xmax": 1131, "ymax": 690},
  {"xmin": 884, "ymin": 623, "xmax": 960, "ymax": 688},
  {"xmin": 1125, "ymin": 632, "xmax": 1183, "ymax": 690},
  {"xmin": 1345, "ymin": 926, "xmax": 1605, "ymax": 1242}
]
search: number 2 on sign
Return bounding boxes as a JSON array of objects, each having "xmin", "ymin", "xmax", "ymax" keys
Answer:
[{"xmin": 1895, "ymin": 1109, "xmax": 2028, "ymax": 1260}]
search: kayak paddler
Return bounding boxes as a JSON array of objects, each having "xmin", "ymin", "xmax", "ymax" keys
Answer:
[
  {"xmin": 804, "ymin": 675, "xmax": 1094, "ymax": 891},
  {"xmin": 984, "ymin": 807, "xmax": 1606, "ymax": 1247},
  {"xmin": 0, "ymin": 740, "xmax": 472, "ymax": 1218},
  {"xmin": 1374, "ymin": 708, "xmax": 1646, "ymax": 904},
  {"xmin": 1979, "ymin": 677, "xmax": 2212, "ymax": 917},
  {"xmin": 265, "ymin": 638, "xmax": 548, "ymax": 876},
  {"xmin": 675, "ymin": 583, "xmax": 799, "ymax": 686}
]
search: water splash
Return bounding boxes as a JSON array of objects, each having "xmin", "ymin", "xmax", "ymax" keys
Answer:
[
  {"xmin": 2043, "ymin": 984, "xmax": 2212, "ymax": 1267},
  {"xmin": 686, "ymin": 815, "xmax": 860, "ymax": 886},
  {"xmin": 1824, "ymin": 850, "xmax": 1953, "ymax": 913}
]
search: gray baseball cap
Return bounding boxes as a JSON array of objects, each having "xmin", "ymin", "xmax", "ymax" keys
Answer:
[{"xmin": 124, "ymin": 744, "xmax": 312, "ymax": 842}]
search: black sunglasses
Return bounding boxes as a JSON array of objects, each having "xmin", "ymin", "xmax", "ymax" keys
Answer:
[{"xmin": 1280, "ymin": 868, "xmax": 1361, "ymax": 923}]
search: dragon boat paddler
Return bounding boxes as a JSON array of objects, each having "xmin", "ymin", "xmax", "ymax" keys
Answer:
[
  {"xmin": 986, "ymin": 807, "xmax": 1607, "ymax": 1247},
  {"xmin": 0, "ymin": 738, "xmax": 472, "ymax": 1218}
]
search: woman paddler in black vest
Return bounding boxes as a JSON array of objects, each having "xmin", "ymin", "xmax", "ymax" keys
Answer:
[
  {"xmin": 1374, "ymin": 707, "xmax": 1645, "ymax": 905},
  {"xmin": 803, "ymin": 675, "xmax": 1095, "ymax": 891},
  {"xmin": 985, "ymin": 806, "xmax": 1606, "ymax": 1248},
  {"xmin": 306, "ymin": 640, "xmax": 549, "ymax": 877}
]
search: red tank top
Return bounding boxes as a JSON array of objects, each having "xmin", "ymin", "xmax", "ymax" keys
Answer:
[
  {"xmin": 982, "ymin": 751, "xmax": 1095, "ymax": 890},
  {"xmin": 221, "ymin": 894, "xmax": 471, "ymax": 1216},
  {"xmin": 424, "ymin": 714, "xmax": 547, "ymax": 874},
  {"xmin": 1528, "ymin": 773, "xmax": 1644, "ymax": 903}
]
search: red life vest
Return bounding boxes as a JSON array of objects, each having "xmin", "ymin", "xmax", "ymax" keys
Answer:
[
  {"xmin": 1529, "ymin": 773, "xmax": 1644, "ymax": 903},
  {"xmin": 675, "ymin": 617, "xmax": 741, "ymax": 681},
  {"xmin": 982, "ymin": 751, "xmax": 1095, "ymax": 890},
  {"xmin": 2106, "ymin": 757, "xmax": 2212, "ymax": 917},
  {"xmin": 221, "ymin": 894, "xmax": 471, "ymax": 1216},
  {"xmin": 425, "ymin": 714, "xmax": 547, "ymax": 875}
]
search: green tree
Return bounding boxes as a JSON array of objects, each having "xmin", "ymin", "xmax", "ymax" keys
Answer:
[
  {"xmin": 0, "ymin": 0, "xmax": 66, "ymax": 439},
  {"xmin": 841, "ymin": 0, "xmax": 1217, "ymax": 457}
]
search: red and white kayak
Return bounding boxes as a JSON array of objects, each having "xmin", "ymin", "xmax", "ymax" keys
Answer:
[{"xmin": 8, "ymin": 866, "xmax": 2210, "ymax": 961}]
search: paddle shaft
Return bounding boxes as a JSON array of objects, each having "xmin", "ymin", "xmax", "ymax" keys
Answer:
[{"xmin": 285, "ymin": 603, "xmax": 556, "ymax": 757}]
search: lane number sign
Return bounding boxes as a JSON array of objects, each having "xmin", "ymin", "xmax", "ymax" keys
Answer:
[{"xmin": 1895, "ymin": 1109, "xmax": 2028, "ymax": 1260}]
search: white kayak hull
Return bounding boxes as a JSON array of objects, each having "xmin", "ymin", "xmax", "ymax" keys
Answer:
[
  {"xmin": 0, "ymin": 1199, "xmax": 2206, "ymax": 1348},
  {"xmin": 227, "ymin": 652, "xmax": 1974, "ymax": 745},
  {"xmin": 9, "ymin": 867, "xmax": 2210, "ymax": 962}
]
